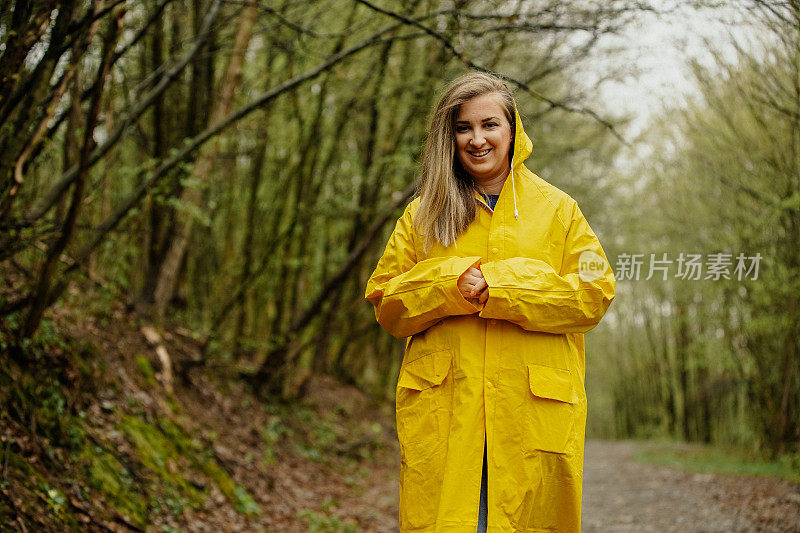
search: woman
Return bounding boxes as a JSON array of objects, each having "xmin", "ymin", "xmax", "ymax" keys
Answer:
[{"xmin": 364, "ymin": 71, "xmax": 615, "ymax": 533}]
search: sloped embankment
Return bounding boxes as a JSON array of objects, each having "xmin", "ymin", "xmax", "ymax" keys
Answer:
[{"xmin": 0, "ymin": 300, "xmax": 400, "ymax": 532}]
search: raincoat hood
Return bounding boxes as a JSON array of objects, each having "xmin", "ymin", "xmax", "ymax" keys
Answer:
[{"xmin": 511, "ymin": 99, "xmax": 534, "ymax": 167}]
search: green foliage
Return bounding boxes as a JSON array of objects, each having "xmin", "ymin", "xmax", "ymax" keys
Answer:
[
  {"xmin": 136, "ymin": 355, "xmax": 158, "ymax": 387},
  {"xmin": 594, "ymin": 15, "xmax": 800, "ymax": 456},
  {"xmin": 65, "ymin": 278, "xmax": 118, "ymax": 326},
  {"xmin": 297, "ymin": 502, "xmax": 357, "ymax": 533},
  {"xmin": 81, "ymin": 445, "xmax": 148, "ymax": 526},
  {"xmin": 294, "ymin": 442, "xmax": 326, "ymax": 463},
  {"xmin": 0, "ymin": 341, "xmax": 141, "ymax": 526},
  {"xmin": 41, "ymin": 483, "xmax": 67, "ymax": 519},
  {"xmin": 635, "ymin": 441, "xmax": 800, "ymax": 484},
  {"xmin": 233, "ymin": 485, "xmax": 261, "ymax": 515},
  {"xmin": 4, "ymin": 0, "xmax": 651, "ymax": 401},
  {"xmin": 262, "ymin": 411, "xmax": 293, "ymax": 466},
  {"xmin": 119, "ymin": 415, "xmax": 203, "ymax": 514},
  {"xmin": 120, "ymin": 415, "xmax": 261, "ymax": 517},
  {"xmin": 296, "ymin": 419, "xmax": 338, "ymax": 464},
  {"xmin": 293, "ymin": 408, "xmax": 341, "ymax": 465},
  {"xmin": 165, "ymin": 195, "xmax": 212, "ymax": 227}
]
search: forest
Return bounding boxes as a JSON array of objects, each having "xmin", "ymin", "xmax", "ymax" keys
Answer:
[{"xmin": 1, "ymin": 0, "xmax": 798, "ymax": 531}]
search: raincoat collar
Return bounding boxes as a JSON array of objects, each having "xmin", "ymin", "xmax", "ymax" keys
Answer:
[{"xmin": 472, "ymin": 98, "xmax": 533, "ymax": 219}]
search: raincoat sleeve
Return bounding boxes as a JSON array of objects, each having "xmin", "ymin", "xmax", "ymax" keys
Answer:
[
  {"xmin": 478, "ymin": 200, "xmax": 615, "ymax": 334},
  {"xmin": 365, "ymin": 203, "xmax": 483, "ymax": 339}
]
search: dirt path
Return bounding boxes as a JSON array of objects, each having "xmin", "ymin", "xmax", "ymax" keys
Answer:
[{"xmin": 582, "ymin": 440, "xmax": 800, "ymax": 533}]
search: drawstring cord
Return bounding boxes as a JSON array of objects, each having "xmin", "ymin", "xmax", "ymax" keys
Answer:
[
  {"xmin": 511, "ymin": 165, "xmax": 518, "ymax": 219},
  {"xmin": 476, "ymin": 170, "xmax": 518, "ymax": 218},
  {"xmin": 510, "ymin": 145, "xmax": 519, "ymax": 219}
]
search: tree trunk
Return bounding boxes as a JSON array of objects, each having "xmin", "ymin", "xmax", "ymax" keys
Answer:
[
  {"xmin": 20, "ymin": 5, "xmax": 122, "ymax": 339},
  {"xmin": 152, "ymin": 2, "xmax": 258, "ymax": 322}
]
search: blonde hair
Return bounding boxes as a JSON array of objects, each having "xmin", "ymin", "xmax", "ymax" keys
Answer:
[{"xmin": 415, "ymin": 71, "xmax": 516, "ymax": 252}]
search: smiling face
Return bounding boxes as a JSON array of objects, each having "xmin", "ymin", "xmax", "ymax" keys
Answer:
[{"xmin": 454, "ymin": 93, "xmax": 513, "ymax": 185}]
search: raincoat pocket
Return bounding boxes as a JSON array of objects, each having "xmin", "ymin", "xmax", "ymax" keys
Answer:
[
  {"xmin": 396, "ymin": 349, "xmax": 453, "ymax": 447},
  {"xmin": 524, "ymin": 363, "xmax": 577, "ymax": 454}
]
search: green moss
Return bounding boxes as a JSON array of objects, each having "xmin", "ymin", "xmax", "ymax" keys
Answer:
[
  {"xmin": 1, "ymin": 327, "xmax": 262, "ymax": 526},
  {"xmin": 136, "ymin": 355, "xmax": 157, "ymax": 388},
  {"xmin": 119, "ymin": 416, "xmax": 201, "ymax": 507},
  {"xmin": 81, "ymin": 446, "xmax": 147, "ymax": 526},
  {"xmin": 161, "ymin": 418, "xmax": 260, "ymax": 515},
  {"xmin": 233, "ymin": 485, "xmax": 261, "ymax": 515},
  {"xmin": 198, "ymin": 458, "xmax": 261, "ymax": 516},
  {"xmin": 3, "ymin": 449, "xmax": 80, "ymax": 529},
  {"xmin": 119, "ymin": 415, "xmax": 261, "ymax": 517},
  {"xmin": 5, "ymin": 447, "xmax": 45, "ymax": 485}
]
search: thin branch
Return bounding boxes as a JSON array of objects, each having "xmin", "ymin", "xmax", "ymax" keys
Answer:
[
  {"xmin": 11, "ymin": 25, "xmax": 423, "ymax": 317},
  {"xmin": 20, "ymin": 5, "xmax": 123, "ymax": 339},
  {"xmin": 224, "ymin": 0, "xmax": 345, "ymax": 38},
  {"xmin": 254, "ymin": 180, "xmax": 418, "ymax": 379},
  {"xmin": 24, "ymin": 0, "xmax": 223, "ymax": 224},
  {"xmin": 354, "ymin": 0, "xmax": 631, "ymax": 146}
]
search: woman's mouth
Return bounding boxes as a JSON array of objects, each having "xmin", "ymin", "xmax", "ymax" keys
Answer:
[{"xmin": 468, "ymin": 148, "xmax": 492, "ymax": 158}]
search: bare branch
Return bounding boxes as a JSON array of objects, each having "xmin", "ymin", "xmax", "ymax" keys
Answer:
[
  {"xmin": 33, "ymin": 24, "xmax": 422, "ymax": 305},
  {"xmin": 353, "ymin": 0, "xmax": 631, "ymax": 145},
  {"xmin": 24, "ymin": 0, "xmax": 223, "ymax": 224}
]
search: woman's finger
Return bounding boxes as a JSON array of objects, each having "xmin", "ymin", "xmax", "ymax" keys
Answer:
[
  {"xmin": 460, "ymin": 283, "xmax": 477, "ymax": 298},
  {"xmin": 460, "ymin": 267, "xmax": 488, "ymax": 297},
  {"xmin": 470, "ymin": 278, "xmax": 487, "ymax": 296},
  {"xmin": 458, "ymin": 268, "xmax": 482, "ymax": 297},
  {"xmin": 478, "ymin": 286, "xmax": 489, "ymax": 304}
]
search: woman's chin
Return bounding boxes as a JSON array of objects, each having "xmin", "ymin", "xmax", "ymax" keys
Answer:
[{"xmin": 467, "ymin": 165, "xmax": 501, "ymax": 181}]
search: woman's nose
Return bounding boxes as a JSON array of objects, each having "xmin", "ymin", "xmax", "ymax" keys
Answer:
[{"xmin": 470, "ymin": 132, "xmax": 486, "ymax": 147}]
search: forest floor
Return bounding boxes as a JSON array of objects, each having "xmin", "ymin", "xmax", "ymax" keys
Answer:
[{"xmin": 1, "ymin": 294, "xmax": 799, "ymax": 532}]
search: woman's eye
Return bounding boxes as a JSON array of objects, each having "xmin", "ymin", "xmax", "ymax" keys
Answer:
[
  {"xmin": 456, "ymin": 126, "xmax": 469, "ymax": 133},
  {"xmin": 486, "ymin": 122, "xmax": 499, "ymax": 128}
]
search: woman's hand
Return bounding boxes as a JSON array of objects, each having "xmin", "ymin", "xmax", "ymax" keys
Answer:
[{"xmin": 458, "ymin": 266, "xmax": 489, "ymax": 304}]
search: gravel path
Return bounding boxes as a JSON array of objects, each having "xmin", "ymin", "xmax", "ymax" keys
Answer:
[{"xmin": 582, "ymin": 440, "xmax": 800, "ymax": 533}]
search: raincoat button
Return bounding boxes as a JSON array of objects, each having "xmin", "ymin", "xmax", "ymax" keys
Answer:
[
  {"xmin": 487, "ymin": 380, "xmax": 493, "ymax": 388},
  {"xmin": 491, "ymin": 247, "xmax": 499, "ymax": 255}
]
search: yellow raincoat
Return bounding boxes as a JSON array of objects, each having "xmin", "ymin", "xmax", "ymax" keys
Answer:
[{"xmin": 364, "ymin": 99, "xmax": 615, "ymax": 532}]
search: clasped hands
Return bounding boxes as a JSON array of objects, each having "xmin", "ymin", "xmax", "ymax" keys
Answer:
[{"xmin": 458, "ymin": 264, "xmax": 489, "ymax": 305}]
